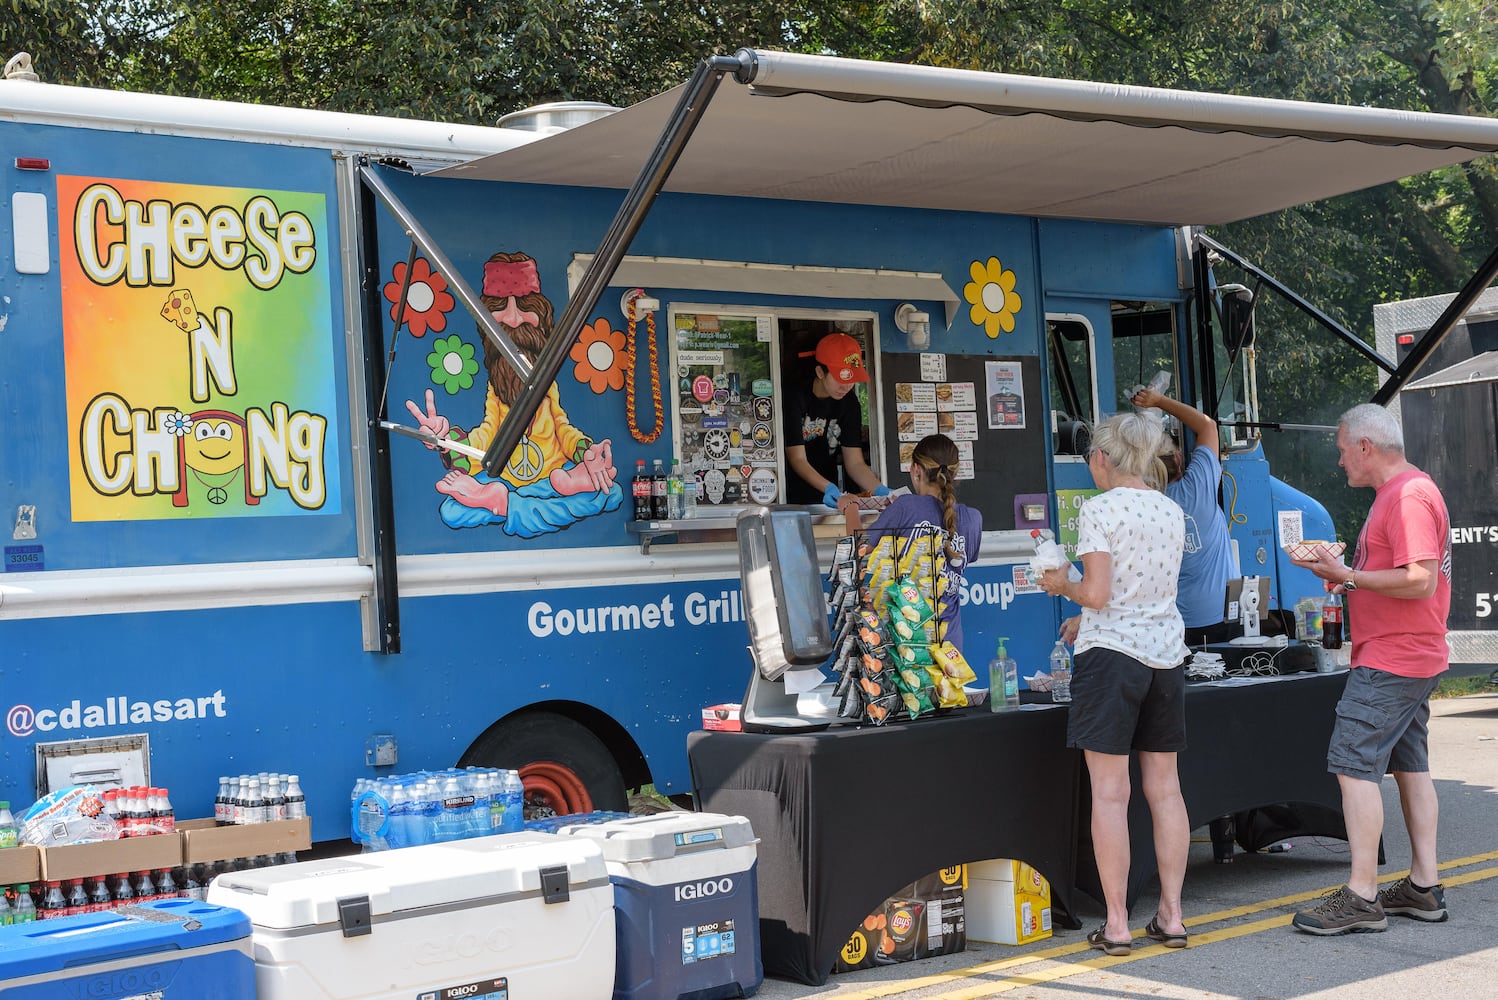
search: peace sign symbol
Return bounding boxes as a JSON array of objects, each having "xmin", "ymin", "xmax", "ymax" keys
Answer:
[
  {"xmin": 506, "ymin": 434, "xmax": 546, "ymax": 483},
  {"xmin": 206, "ymin": 486, "xmax": 229, "ymax": 505}
]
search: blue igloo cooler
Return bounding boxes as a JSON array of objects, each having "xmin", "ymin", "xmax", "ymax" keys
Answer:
[
  {"xmin": 558, "ymin": 811, "xmax": 761, "ymax": 1000},
  {"xmin": 0, "ymin": 898, "xmax": 254, "ymax": 999}
]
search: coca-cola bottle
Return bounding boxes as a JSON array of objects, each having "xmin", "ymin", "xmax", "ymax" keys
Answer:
[
  {"xmin": 1322, "ymin": 592, "xmax": 1344, "ymax": 650},
  {"xmin": 155, "ymin": 867, "xmax": 178, "ymax": 899},
  {"xmin": 40, "ymin": 881, "xmax": 67, "ymax": 920},
  {"xmin": 631, "ymin": 459, "xmax": 651, "ymax": 521},
  {"xmin": 133, "ymin": 870, "xmax": 156, "ymax": 902},
  {"xmin": 66, "ymin": 879, "xmax": 89, "ymax": 916},
  {"xmin": 89, "ymin": 876, "xmax": 113, "ymax": 912},
  {"xmin": 112, "ymin": 872, "xmax": 135, "ymax": 906}
]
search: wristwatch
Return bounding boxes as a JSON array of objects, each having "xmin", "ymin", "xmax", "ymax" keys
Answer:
[{"xmin": 1343, "ymin": 570, "xmax": 1357, "ymax": 592}]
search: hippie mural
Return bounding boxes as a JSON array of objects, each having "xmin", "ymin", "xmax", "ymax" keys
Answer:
[{"xmin": 403, "ymin": 250, "xmax": 623, "ymax": 538}]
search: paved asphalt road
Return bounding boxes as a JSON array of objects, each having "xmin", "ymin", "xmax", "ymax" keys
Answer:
[{"xmin": 755, "ymin": 684, "xmax": 1498, "ymax": 1000}]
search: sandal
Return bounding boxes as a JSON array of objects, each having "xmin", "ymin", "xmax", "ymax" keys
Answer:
[
  {"xmin": 1087, "ymin": 924, "xmax": 1132, "ymax": 956},
  {"xmin": 1145, "ymin": 915, "xmax": 1188, "ymax": 948}
]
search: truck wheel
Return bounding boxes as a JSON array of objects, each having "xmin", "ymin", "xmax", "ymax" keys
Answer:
[{"xmin": 463, "ymin": 712, "xmax": 627, "ymax": 818}]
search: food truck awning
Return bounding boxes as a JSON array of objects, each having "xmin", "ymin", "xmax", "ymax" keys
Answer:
[{"xmin": 434, "ymin": 50, "xmax": 1498, "ymax": 227}]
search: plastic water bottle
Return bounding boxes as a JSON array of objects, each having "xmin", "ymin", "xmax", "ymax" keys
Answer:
[
  {"xmin": 989, "ymin": 638, "xmax": 1020, "ymax": 712},
  {"xmin": 682, "ymin": 468, "xmax": 698, "ymax": 518},
  {"xmin": 0, "ymin": 800, "xmax": 17, "ymax": 849},
  {"xmin": 501, "ymin": 770, "xmax": 525, "ymax": 833},
  {"xmin": 283, "ymin": 775, "xmax": 306, "ymax": 821},
  {"xmin": 666, "ymin": 459, "xmax": 685, "ymax": 519},
  {"xmin": 1049, "ymin": 640, "xmax": 1073, "ymax": 703},
  {"xmin": 1029, "ymin": 529, "xmax": 1082, "ymax": 584}
]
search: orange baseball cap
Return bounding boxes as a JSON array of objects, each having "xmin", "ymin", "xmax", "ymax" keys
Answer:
[{"xmin": 800, "ymin": 332, "xmax": 870, "ymax": 384}]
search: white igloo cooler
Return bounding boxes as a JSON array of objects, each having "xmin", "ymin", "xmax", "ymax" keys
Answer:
[{"xmin": 207, "ymin": 832, "xmax": 615, "ymax": 1000}]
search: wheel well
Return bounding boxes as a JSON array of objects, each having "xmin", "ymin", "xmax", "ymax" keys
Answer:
[{"xmin": 462, "ymin": 701, "xmax": 651, "ymax": 791}]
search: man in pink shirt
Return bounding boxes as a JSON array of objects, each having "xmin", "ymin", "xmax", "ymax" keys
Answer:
[{"xmin": 1288, "ymin": 403, "xmax": 1452, "ymax": 936}]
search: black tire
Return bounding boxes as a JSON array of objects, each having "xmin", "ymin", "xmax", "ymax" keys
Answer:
[{"xmin": 460, "ymin": 711, "xmax": 628, "ymax": 813}]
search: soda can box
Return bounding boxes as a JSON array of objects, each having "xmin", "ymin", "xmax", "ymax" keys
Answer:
[
  {"xmin": 206, "ymin": 833, "xmax": 615, "ymax": 1000},
  {"xmin": 557, "ymin": 812, "xmax": 761, "ymax": 1000},
  {"xmin": 701, "ymin": 704, "xmax": 743, "ymax": 732},
  {"xmin": 0, "ymin": 899, "xmax": 254, "ymax": 1000}
]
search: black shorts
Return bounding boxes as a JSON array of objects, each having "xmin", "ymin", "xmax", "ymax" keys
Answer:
[{"xmin": 1067, "ymin": 646, "xmax": 1187, "ymax": 754}]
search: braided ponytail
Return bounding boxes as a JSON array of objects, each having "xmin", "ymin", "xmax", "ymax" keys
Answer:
[{"xmin": 911, "ymin": 434, "xmax": 962, "ymax": 564}]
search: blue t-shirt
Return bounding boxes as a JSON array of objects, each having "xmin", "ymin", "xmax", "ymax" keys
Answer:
[
  {"xmin": 867, "ymin": 494, "xmax": 983, "ymax": 653},
  {"xmin": 1165, "ymin": 445, "xmax": 1239, "ymax": 628}
]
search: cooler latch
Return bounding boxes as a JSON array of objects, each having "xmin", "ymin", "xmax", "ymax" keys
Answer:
[
  {"xmin": 338, "ymin": 895, "xmax": 373, "ymax": 937},
  {"xmin": 539, "ymin": 865, "xmax": 571, "ymax": 905}
]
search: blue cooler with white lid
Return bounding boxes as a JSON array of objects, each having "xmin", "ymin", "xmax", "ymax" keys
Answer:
[
  {"xmin": 558, "ymin": 812, "xmax": 761, "ymax": 1000},
  {"xmin": 0, "ymin": 898, "xmax": 254, "ymax": 999}
]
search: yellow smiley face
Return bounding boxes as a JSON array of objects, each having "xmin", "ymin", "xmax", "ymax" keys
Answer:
[{"xmin": 184, "ymin": 418, "xmax": 244, "ymax": 475}]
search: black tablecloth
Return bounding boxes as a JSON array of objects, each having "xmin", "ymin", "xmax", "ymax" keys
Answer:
[
  {"xmin": 1073, "ymin": 669, "xmax": 1351, "ymax": 909},
  {"xmin": 688, "ymin": 705, "xmax": 1082, "ymax": 987}
]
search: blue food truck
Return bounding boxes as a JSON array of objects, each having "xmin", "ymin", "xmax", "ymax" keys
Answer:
[{"xmin": 4, "ymin": 48, "xmax": 1496, "ymax": 838}]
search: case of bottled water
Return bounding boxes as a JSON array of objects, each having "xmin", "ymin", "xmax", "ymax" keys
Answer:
[
  {"xmin": 0, "ymin": 899, "xmax": 253, "ymax": 999},
  {"xmin": 557, "ymin": 812, "xmax": 761, "ymax": 1000},
  {"xmin": 206, "ymin": 833, "xmax": 615, "ymax": 1000}
]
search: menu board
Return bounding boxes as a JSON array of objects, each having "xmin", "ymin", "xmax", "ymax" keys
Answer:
[
  {"xmin": 880, "ymin": 353, "xmax": 1047, "ymax": 529},
  {"xmin": 673, "ymin": 313, "xmax": 781, "ymax": 506}
]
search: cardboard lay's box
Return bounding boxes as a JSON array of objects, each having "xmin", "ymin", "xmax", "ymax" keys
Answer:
[{"xmin": 966, "ymin": 858, "xmax": 1052, "ymax": 945}]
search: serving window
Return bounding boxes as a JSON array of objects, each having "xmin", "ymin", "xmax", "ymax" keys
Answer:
[{"xmin": 669, "ymin": 305, "xmax": 882, "ymax": 508}]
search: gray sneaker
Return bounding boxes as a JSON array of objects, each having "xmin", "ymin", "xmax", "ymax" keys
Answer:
[
  {"xmin": 1292, "ymin": 885, "xmax": 1388, "ymax": 935},
  {"xmin": 1378, "ymin": 876, "xmax": 1449, "ymax": 922}
]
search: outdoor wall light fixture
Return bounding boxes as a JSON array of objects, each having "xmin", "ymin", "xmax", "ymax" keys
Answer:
[{"xmin": 894, "ymin": 302, "xmax": 931, "ymax": 350}]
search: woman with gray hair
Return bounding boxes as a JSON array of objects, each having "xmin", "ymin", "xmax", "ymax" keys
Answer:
[{"xmin": 1038, "ymin": 411, "xmax": 1191, "ymax": 955}]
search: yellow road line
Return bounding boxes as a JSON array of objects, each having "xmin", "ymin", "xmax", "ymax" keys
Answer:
[{"xmin": 828, "ymin": 851, "xmax": 1498, "ymax": 1000}]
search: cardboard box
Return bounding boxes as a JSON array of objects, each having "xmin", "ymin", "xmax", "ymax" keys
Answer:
[
  {"xmin": 0, "ymin": 844, "xmax": 41, "ymax": 885},
  {"xmin": 178, "ymin": 817, "xmax": 311, "ymax": 864},
  {"xmin": 967, "ymin": 858, "xmax": 1052, "ymax": 945},
  {"xmin": 835, "ymin": 864, "xmax": 966, "ymax": 974},
  {"xmin": 37, "ymin": 833, "xmax": 181, "ymax": 883},
  {"xmin": 701, "ymin": 703, "xmax": 743, "ymax": 732}
]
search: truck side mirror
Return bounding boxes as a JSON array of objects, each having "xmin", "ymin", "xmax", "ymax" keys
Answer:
[{"xmin": 1219, "ymin": 284, "xmax": 1256, "ymax": 360}]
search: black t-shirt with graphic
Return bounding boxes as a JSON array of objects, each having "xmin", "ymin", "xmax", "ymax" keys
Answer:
[{"xmin": 783, "ymin": 382, "xmax": 863, "ymax": 504}]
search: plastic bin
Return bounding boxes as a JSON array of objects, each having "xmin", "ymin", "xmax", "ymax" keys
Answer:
[
  {"xmin": 0, "ymin": 899, "xmax": 254, "ymax": 999},
  {"xmin": 207, "ymin": 833, "xmax": 615, "ymax": 1000},
  {"xmin": 559, "ymin": 812, "xmax": 761, "ymax": 1000}
]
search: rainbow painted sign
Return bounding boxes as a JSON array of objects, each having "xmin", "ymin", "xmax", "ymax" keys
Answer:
[{"xmin": 59, "ymin": 176, "xmax": 341, "ymax": 520}]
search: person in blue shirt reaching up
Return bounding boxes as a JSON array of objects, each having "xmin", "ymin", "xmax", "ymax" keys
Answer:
[{"xmin": 1132, "ymin": 387, "xmax": 1240, "ymax": 646}]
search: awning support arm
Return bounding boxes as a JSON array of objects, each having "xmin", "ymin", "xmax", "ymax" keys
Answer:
[
  {"xmin": 1198, "ymin": 234, "xmax": 1396, "ymax": 374},
  {"xmin": 1371, "ymin": 242, "xmax": 1498, "ymax": 405},
  {"xmin": 480, "ymin": 50, "xmax": 756, "ymax": 477},
  {"xmin": 357, "ymin": 162, "xmax": 534, "ymax": 382}
]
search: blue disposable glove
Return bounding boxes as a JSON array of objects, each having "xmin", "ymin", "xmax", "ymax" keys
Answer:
[
  {"xmin": 822, "ymin": 483, "xmax": 842, "ymax": 507},
  {"xmin": 873, "ymin": 484, "xmax": 892, "ymax": 497}
]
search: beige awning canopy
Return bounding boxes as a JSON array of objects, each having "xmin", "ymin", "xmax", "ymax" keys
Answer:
[{"xmin": 433, "ymin": 50, "xmax": 1498, "ymax": 227}]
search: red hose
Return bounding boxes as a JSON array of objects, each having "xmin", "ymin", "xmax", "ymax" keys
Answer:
[{"xmin": 519, "ymin": 761, "xmax": 594, "ymax": 815}]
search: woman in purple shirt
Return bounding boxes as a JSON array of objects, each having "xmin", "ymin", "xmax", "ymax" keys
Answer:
[{"xmin": 866, "ymin": 434, "xmax": 983, "ymax": 653}]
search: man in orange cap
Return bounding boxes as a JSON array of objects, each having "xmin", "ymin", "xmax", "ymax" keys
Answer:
[{"xmin": 783, "ymin": 331, "xmax": 888, "ymax": 505}]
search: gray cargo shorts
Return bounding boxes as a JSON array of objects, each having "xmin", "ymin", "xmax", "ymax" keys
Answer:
[{"xmin": 1327, "ymin": 665, "xmax": 1442, "ymax": 782}]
